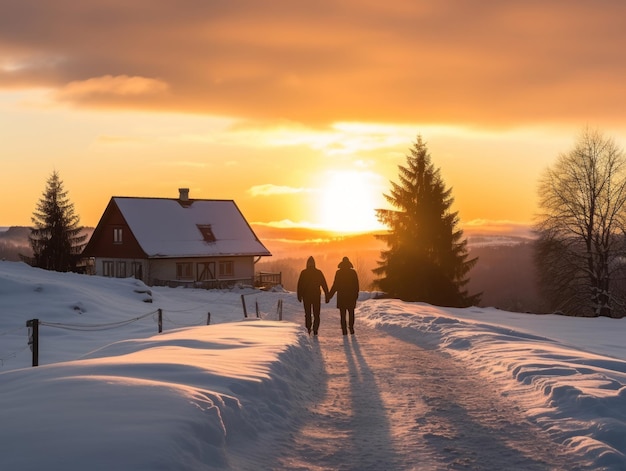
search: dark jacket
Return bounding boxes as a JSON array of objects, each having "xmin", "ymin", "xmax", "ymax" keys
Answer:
[
  {"xmin": 297, "ymin": 256, "xmax": 329, "ymax": 302},
  {"xmin": 328, "ymin": 258, "xmax": 359, "ymax": 309}
]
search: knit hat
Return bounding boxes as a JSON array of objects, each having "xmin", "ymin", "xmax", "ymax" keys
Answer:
[{"xmin": 338, "ymin": 256, "xmax": 353, "ymax": 269}]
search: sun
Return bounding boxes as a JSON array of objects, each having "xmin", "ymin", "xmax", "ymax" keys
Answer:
[{"xmin": 317, "ymin": 170, "xmax": 387, "ymax": 233}]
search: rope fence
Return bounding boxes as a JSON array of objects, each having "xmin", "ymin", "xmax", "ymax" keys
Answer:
[
  {"xmin": 3, "ymin": 295, "xmax": 285, "ymax": 369},
  {"xmin": 240, "ymin": 294, "xmax": 283, "ymax": 321},
  {"xmin": 3, "ymin": 307, "xmax": 210, "ymax": 369},
  {"xmin": 40, "ymin": 309, "xmax": 158, "ymax": 332}
]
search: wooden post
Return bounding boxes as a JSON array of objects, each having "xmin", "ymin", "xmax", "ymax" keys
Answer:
[
  {"xmin": 241, "ymin": 294, "xmax": 248, "ymax": 318},
  {"xmin": 255, "ymin": 299, "xmax": 260, "ymax": 318},
  {"xmin": 276, "ymin": 299, "xmax": 282, "ymax": 320},
  {"xmin": 158, "ymin": 308, "xmax": 163, "ymax": 333},
  {"xmin": 26, "ymin": 319, "xmax": 39, "ymax": 367},
  {"xmin": 207, "ymin": 312, "xmax": 211, "ymax": 325}
]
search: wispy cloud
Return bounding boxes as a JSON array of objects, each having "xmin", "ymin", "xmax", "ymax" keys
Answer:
[
  {"xmin": 155, "ymin": 161, "xmax": 209, "ymax": 169},
  {"xmin": 95, "ymin": 135, "xmax": 148, "ymax": 145},
  {"xmin": 57, "ymin": 75, "xmax": 168, "ymax": 102},
  {"xmin": 248, "ymin": 184, "xmax": 311, "ymax": 197},
  {"xmin": 463, "ymin": 219, "xmax": 534, "ymax": 237},
  {"xmin": 2, "ymin": 1, "xmax": 625, "ymax": 127},
  {"xmin": 251, "ymin": 219, "xmax": 319, "ymax": 229}
]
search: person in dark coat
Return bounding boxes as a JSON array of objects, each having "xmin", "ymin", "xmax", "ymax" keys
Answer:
[
  {"xmin": 297, "ymin": 256, "xmax": 329, "ymax": 335},
  {"xmin": 327, "ymin": 256, "xmax": 360, "ymax": 335}
]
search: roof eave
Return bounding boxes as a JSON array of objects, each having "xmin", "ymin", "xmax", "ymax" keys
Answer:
[{"xmin": 146, "ymin": 252, "xmax": 272, "ymax": 259}]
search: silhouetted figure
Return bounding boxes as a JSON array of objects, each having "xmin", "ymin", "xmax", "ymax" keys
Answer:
[
  {"xmin": 297, "ymin": 256, "xmax": 329, "ymax": 335},
  {"xmin": 328, "ymin": 256, "xmax": 359, "ymax": 335}
]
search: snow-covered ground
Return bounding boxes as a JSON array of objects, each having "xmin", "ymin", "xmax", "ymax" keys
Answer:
[{"xmin": 1, "ymin": 261, "xmax": 625, "ymax": 470}]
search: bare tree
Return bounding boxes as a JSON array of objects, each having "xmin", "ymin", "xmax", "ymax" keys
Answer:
[{"xmin": 535, "ymin": 127, "xmax": 626, "ymax": 318}]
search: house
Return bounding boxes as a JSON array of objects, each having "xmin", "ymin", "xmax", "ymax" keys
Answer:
[{"xmin": 82, "ymin": 189, "xmax": 272, "ymax": 287}]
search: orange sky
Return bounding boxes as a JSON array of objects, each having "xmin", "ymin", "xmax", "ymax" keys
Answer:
[{"xmin": 2, "ymin": 1, "xmax": 626, "ymax": 234}]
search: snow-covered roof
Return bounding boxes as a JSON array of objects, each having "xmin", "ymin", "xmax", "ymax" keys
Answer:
[{"xmin": 113, "ymin": 197, "xmax": 271, "ymax": 258}]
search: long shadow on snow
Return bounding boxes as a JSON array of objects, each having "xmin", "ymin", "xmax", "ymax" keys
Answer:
[{"xmin": 342, "ymin": 336, "xmax": 405, "ymax": 470}]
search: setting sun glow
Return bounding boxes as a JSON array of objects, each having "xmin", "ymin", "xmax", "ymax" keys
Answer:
[
  {"xmin": 2, "ymin": 2, "xmax": 626, "ymax": 237},
  {"xmin": 318, "ymin": 171, "xmax": 387, "ymax": 233}
]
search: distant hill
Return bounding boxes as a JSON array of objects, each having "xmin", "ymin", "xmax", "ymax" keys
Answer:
[
  {"xmin": 466, "ymin": 234, "xmax": 535, "ymax": 248},
  {"xmin": 2, "ymin": 223, "xmax": 543, "ymax": 313},
  {"xmin": 250, "ymin": 224, "xmax": 386, "ymax": 259},
  {"xmin": 0, "ymin": 226, "xmax": 94, "ymax": 262},
  {"xmin": 466, "ymin": 241, "xmax": 545, "ymax": 313},
  {"xmin": 251, "ymin": 224, "xmax": 535, "ymax": 253},
  {"xmin": 0, "ymin": 226, "xmax": 31, "ymax": 240},
  {"xmin": 0, "ymin": 226, "xmax": 32, "ymax": 261},
  {"xmin": 252, "ymin": 225, "xmax": 543, "ymax": 313}
]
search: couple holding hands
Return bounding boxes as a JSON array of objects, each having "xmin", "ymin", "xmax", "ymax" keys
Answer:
[{"xmin": 296, "ymin": 255, "xmax": 359, "ymax": 336}]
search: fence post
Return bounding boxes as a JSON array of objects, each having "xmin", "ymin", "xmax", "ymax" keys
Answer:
[
  {"xmin": 241, "ymin": 294, "xmax": 248, "ymax": 318},
  {"xmin": 255, "ymin": 299, "xmax": 260, "ymax": 318},
  {"xmin": 278, "ymin": 299, "xmax": 283, "ymax": 321},
  {"xmin": 207, "ymin": 312, "xmax": 211, "ymax": 325},
  {"xmin": 26, "ymin": 318, "xmax": 39, "ymax": 367},
  {"xmin": 158, "ymin": 309, "xmax": 163, "ymax": 333}
]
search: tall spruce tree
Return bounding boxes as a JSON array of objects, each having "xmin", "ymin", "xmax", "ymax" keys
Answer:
[
  {"xmin": 30, "ymin": 171, "xmax": 86, "ymax": 272},
  {"xmin": 373, "ymin": 136, "xmax": 480, "ymax": 307}
]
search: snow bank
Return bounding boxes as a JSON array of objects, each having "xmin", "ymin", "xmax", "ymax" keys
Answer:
[
  {"xmin": 1, "ymin": 320, "xmax": 316, "ymax": 470},
  {"xmin": 3, "ymin": 261, "xmax": 626, "ymax": 470},
  {"xmin": 359, "ymin": 299, "xmax": 626, "ymax": 469}
]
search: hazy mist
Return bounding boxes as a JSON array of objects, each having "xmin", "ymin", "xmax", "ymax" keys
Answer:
[{"xmin": 1, "ymin": 226, "xmax": 543, "ymax": 313}]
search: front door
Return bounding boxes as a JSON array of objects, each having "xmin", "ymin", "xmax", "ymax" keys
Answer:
[{"xmin": 197, "ymin": 262, "xmax": 216, "ymax": 281}]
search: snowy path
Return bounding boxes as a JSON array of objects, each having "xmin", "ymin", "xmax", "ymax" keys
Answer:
[{"xmin": 268, "ymin": 304, "xmax": 582, "ymax": 471}]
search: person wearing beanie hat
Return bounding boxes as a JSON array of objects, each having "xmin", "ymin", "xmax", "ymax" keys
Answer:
[
  {"xmin": 296, "ymin": 256, "xmax": 330, "ymax": 335},
  {"xmin": 327, "ymin": 256, "xmax": 359, "ymax": 335}
]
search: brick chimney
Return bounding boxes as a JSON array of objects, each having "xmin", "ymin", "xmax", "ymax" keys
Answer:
[{"xmin": 179, "ymin": 188, "xmax": 189, "ymax": 201}]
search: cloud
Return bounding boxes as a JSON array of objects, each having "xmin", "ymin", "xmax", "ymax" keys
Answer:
[
  {"xmin": 155, "ymin": 161, "xmax": 209, "ymax": 169},
  {"xmin": 2, "ymin": 1, "xmax": 626, "ymax": 127},
  {"xmin": 57, "ymin": 75, "xmax": 168, "ymax": 102},
  {"xmin": 248, "ymin": 184, "xmax": 310, "ymax": 197},
  {"xmin": 462, "ymin": 219, "xmax": 534, "ymax": 237},
  {"xmin": 251, "ymin": 219, "xmax": 319, "ymax": 229},
  {"xmin": 95, "ymin": 135, "xmax": 148, "ymax": 145}
]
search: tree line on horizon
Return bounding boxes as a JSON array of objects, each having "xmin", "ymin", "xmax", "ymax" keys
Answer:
[
  {"xmin": 15, "ymin": 128, "xmax": 626, "ymax": 318},
  {"xmin": 372, "ymin": 129, "xmax": 626, "ymax": 317}
]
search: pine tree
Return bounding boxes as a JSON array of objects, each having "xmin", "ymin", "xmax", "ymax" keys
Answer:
[
  {"xmin": 373, "ymin": 136, "xmax": 480, "ymax": 307},
  {"xmin": 29, "ymin": 171, "xmax": 86, "ymax": 272}
]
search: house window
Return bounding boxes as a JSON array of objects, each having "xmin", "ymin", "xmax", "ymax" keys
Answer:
[
  {"xmin": 131, "ymin": 262, "xmax": 143, "ymax": 280},
  {"xmin": 219, "ymin": 260, "xmax": 234, "ymax": 277},
  {"xmin": 116, "ymin": 261, "xmax": 126, "ymax": 278},
  {"xmin": 197, "ymin": 224, "xmax": 216, "ymax": 242},
  {"xmin": 103, "ymin": 261, "xmax": 114, "ymax": 277},
  {"xmin": 176, "ymin": 262, "xmax": 193, "ymax": 280},
  {"xmin": 113, "ymin": 227, "xmax": 123, "ymax": 244}
]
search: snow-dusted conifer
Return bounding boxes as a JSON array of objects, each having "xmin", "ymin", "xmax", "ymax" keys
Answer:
[
  {"xmin": 29, "ymin": 170, "xmax": 86, "ymax": 272},
  {"xmin": 374, "ymin": 135, "xmax": 480, "ymax": 307}
]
